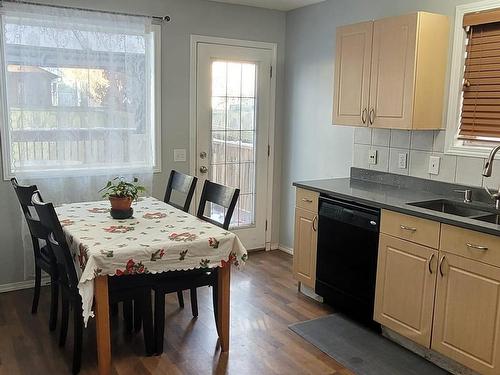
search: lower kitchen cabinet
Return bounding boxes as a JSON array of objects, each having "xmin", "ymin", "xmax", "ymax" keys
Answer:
[
  {"xmin": 432, "ymin": 252, "xmax": 500, "ymax": 375},
  {"xmin": 374, "ymin": 234, "xmax": 438, "ymax": 347},
  {"xmin": 293, "ymin": 207, "xmax": 318, "ymax": 289}
]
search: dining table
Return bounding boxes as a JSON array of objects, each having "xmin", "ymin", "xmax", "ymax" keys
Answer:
[{"xmin": 55, "ymin": 196, "xmax": 248, "ymax": 375}]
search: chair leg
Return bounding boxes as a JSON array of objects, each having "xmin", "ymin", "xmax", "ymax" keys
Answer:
[
  {"xmin": 177, "ymin": 290, "xmax": 184, "ymax": 308},
  {"xmin": 190, "ymin": 288, "xmax": 198, "ymax": 318},
  {"xmin": 49, "ymin": 277, "xmax": 58, "ymax": 331},
  {"xmin": 72, "ymin": 303, "xmax": 83, "ymax": 375},
  {"xmin": 212, "ymin": 271, "xmax": 219, "ymax": 336},
  {"xmin": 141, "ymin": 291, "xmax": 154, "ymax": 356},
  {"xmin": 32, "ymin": 266, "xmax": 41, "ymax": 314},
  {"xmin": 154, "ymin": 290, "xmax": 165, "ymax": 355},
  {"xmin": 134, "ymin": 299, "xmax": 142, "ymax": 333},
  {"xmin": 59, "ymin": 295, "xmax": 70, "ymax": 347},
  {"xmin": 123, "ymin": 300, "xmax": 133, "ymax": 333}
]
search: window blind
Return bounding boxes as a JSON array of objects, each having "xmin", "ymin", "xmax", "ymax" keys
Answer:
[{"xmin": 459, "ymin": 9, "xmax": 500, "ymax": 141}]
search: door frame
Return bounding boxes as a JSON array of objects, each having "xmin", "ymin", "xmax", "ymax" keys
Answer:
[{"xmin": 189, "ymin": 35, "xmax": 277, "ymax": 250}]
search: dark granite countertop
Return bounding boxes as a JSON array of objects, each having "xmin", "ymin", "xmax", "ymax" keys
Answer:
[{"xmin": 293, "ymin": 176, "xmax": 500, "ymax": 237}]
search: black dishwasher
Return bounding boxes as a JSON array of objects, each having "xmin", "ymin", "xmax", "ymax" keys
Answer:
[{"xmin": 316, "ymin": 195, "xmax": 380, "ymax": 329}]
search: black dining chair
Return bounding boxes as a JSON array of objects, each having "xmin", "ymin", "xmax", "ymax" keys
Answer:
[
  {"xmin": 152, "ymin": 180, "xmax": 240, "ymax": 354},
  {"xmin": 196, "ymin": 180, "xmax": 240, "ymax": 230},
  {"xmin": 161, "ymin": 170, "xmax": 198, "ymax": 310},
  {"xmin": 164, "ymin": 170, "xmax": 198, "ymax": 212},
  {"xmin": 31, "ymin": 192, "xmax": 155, "ymax": 374},
  {"xmin": 11, "ymin": 178, "xmax": 59, "ymax": 332}
]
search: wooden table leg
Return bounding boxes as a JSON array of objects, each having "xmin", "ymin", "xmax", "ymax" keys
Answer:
[
  {"xmin": 217, "ymin": 265, "xmax": 231, "ymax": 352},
  {"xmin": 95, "ymin": 276, "xmax": 111, "ymax": 375}
]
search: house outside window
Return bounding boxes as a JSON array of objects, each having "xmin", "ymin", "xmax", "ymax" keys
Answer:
[{"xmin": 0, "ymin": 3, "xmax": 161, "ymax": 179}]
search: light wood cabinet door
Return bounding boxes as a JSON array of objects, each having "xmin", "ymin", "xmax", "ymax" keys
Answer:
[
  {"xmin": 332, "ymin": 21, "xmax": 373, "ymax": 126},
  {"xmin": 369, "ymin": 13, "xmax": 417, "ymax": 129},
  {"xmin": 432, "ymin": 252, "xmax": 500, "ymax": 375},
  {"xmin": 293, "ymin": 207, "xmax": 318, "ymax": 289},
  {"xmin": 374, "ymin": 234, "xmax": 438, "ymax": 347}
]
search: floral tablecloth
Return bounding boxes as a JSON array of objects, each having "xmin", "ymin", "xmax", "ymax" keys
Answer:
[{"xmin": 55, "ymin": 197, "xmax": 247, "ymax": 325}]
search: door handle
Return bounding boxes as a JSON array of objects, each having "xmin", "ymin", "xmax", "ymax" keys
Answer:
[
  {"xmin": 369, "ymin": 108, "xmax": 375, "ymax": 125},
  {"xmin": 400, "ymin": 225, "xmax": 417, "ymax": 232},
  {"xmin": 361, "ymin": 108, "xmax": 367, "ymax": 124},
  {"xmin": 312, "ymin": 215, "xmax": 318, "ymax": 232},
  {"xmin": 466, "ymin": 243, "xmax": 488, "ymax": 251},
  {"xmin": 199, "ymin": 166, "xmax": 208, "ymax": 174},
  {"xmin": 199, "ymin": 151, "xmax": 207, "ymax": 159},
  {"xmin": 428, "ymin": 253, "xmax": 435, "ymax": 274},
  {"xmin": 438, "ymin": 255, "xmax": 446, "ymax": 277}
]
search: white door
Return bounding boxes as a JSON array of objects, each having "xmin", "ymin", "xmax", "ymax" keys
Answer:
[{"xmin": 195, "ymin": 42, "xmax": 272, "ymax": 249}]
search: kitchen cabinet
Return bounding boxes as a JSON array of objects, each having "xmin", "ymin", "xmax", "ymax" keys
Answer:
[
  {"xmin": 432, "ymin": 252, "xmax": 500, "ymax": 375},
  {"xmin": 374, "ymin": 234, "xmax": 438, "ymax": 347},
  {"xmin": 332, "ymin": 21, "xmax": 372, "ymax": 126},
  {"xmin": 333, "ymin": 12, "xmax": 449, "ymax": 130},
  {"xmin": 293, "ymin": 188, "xmax": 319, "ymax": 289},
  {"xmin": 375, "ymin": 210, "xmax": 500, "ymax": 375}
]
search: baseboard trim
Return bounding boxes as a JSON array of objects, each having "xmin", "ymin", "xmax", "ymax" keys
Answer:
[
  {"xmin": 0, "ymin": 277, "xmax": 50, "ymax": 294},
  {"xmin": 278, "ymin": 244, "xmax": 293, "ymax": 255}
]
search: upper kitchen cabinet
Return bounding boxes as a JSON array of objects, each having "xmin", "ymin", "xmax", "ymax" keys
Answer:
[
  {"xmin": 332, "ymin": 12, "xmax": 449, "ymax": 130},
  {"xmin": 333, "ymin": 21, "xmax": 373, "ymax": 126}
]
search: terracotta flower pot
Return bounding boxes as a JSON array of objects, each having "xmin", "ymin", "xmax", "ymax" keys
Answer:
[{"xmin": 109, "ymin": 196, "xmax": 132, "ymax": 211}]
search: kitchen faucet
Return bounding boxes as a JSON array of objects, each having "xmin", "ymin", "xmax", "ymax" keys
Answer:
[{"xmin": 482, "ymin": 145, "xmax": 500, "ymax": 210}]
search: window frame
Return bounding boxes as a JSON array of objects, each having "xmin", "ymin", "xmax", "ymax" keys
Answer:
[
  {"xmin": 0, "ymin": 18, "xmax": 162, "ymax": 180},
  {"xmin": 445, "ymin": 0, "xmax": 500, "ymax": 159}
]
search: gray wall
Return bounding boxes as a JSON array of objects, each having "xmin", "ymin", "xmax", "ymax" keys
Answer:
[
  {"xmin": 280, "ymin": 0, "xmax": 484, "ymax": 249},
  {"xmin": 0, "ymin": 0, "xmax": 286, "ymax": 286}
]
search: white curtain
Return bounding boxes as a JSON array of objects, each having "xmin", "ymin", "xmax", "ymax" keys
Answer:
[{"xmin": 0, "ymin": 3, "xmax": 156, "ymax": 279}]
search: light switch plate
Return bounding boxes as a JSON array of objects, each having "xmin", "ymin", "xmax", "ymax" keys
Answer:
[
  {"xmin": 398, "ymin": 153, "xmax": 408, "ymax": 169},
  {"xmin": 173, "ymin": 149, "xmax": 186, "ymax": 162},
  {"xmin": 368, "ymin": 149, "xmax": 377, "ymax": 165},
  {"xmin": 428, "ymin": 155, "xmax": 440, "ymax": 175}
]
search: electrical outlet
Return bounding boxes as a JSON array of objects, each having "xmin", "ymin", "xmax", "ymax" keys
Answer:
[
  {"xmin": 398, "ymin": 153, "xmax": 408, "ymax": 169},
  {"xmin": 368, "ymin": 150, "xmax": 377, "ymax": 165},
  {"xmin": 173, "ymin": 149, "xmax": 186, "ymax": 162},
  {"xmin": 428, "ymin": 156, "xmax": 440, "ymax": 175}
]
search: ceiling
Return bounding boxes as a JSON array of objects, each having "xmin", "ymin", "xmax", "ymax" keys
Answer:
[{"xmin": 206, "ymin": 0, "xmax": 326, "ymax": 11}]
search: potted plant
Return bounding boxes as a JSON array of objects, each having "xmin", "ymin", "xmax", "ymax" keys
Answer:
[{"xmin": 99, "ymin": 177, "xmax": 145, "ymax": 218}]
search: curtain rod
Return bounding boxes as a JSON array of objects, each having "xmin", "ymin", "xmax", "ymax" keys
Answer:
[{"xmin": 0, "ymin": 0, "xmax": 171, "ymax": 22}]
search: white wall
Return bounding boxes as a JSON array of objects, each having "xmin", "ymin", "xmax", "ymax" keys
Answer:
[
  {"xmin": 0, "ymin": 0, "xmax": 286, "ymax": 287},
  {"xmin": 279, "ymin": 0, "xmax": 486, "ymax": 249}
]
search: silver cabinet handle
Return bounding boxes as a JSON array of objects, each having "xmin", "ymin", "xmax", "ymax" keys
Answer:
[
  {"xmin": 361, "ymin": 108, "xmax": 368, "ymax": 124},
  {"xmin": 466, "ymin": 243, "xmax": 488, "ymax": 251},
  {"xmin": 400, "ymin": 225, "xmax": 417, "ymax": 232},
  {"xmin": 369, "ymin": 108, "xmax": 375, "ymax": 125},
  {"xmin": 428, "ymin": 253, "xmax": 435, "ymax": 274},
  {"xmin": 438, "ymin": 255, "xmax": 446, "ymax": 277},
  {"xmin": 312, "ymin": 215, "xmax": 318, "ymax": 232},
  {"xmin": 301, "ymin": 198, "xmax": 313, "ymax": 203}
]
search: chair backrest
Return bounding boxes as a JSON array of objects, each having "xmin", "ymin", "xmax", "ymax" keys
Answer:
[
  {"xmin": 164, "ymin": 170, "xmax": 198, "ymax": 212},
  {"xmin": 11, "ymin": 178, "xmax": 50, "ymax": 254},
  {"xmin": 32, "ymin": 192, "xmax": 79, "ymax": 290},
  {"xmin": 196, "ymin": 180, "xmax": 240, "ymax": 230}
]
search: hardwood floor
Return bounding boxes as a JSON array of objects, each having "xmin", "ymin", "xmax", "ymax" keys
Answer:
[{"xmin": 0, "ymin": 250, "xmax": 352, "ymax": 375}]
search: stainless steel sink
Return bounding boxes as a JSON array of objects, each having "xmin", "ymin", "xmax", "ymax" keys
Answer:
[
  {"xmin": 407, "ymin": 199, "xmax": 491, "ymax": 218},
  {"xmin": 475, "ymin": 214, "xmax": 500, "ymax": 225}
]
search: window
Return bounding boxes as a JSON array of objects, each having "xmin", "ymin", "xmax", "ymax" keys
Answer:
[
  {"xmin": 446, "ymin": 0, "xmax": 500, "ymax": 157},
  {"xmin": 0, "ymin": 3, "xmax": 161, "ymax": 179}
]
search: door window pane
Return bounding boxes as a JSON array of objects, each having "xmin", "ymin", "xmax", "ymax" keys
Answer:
[{"xmin": 209, "ymin": 60, "xmax": 257, "ymax": 228}]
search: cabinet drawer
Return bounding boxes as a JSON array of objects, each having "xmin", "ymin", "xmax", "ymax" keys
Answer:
[
  {"xmin": 296, "ymin": 188, "xmax": 319, "ymax": 212},
  {"xmin": 440, "ymin": 224, "xmax": 500, "ymax": 268},
  {"xmin": 381, "ymin": 210, "xmax": 440, "ymax": 248}
]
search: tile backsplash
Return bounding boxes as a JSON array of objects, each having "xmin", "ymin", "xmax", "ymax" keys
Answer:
[{"xmin": 353, "ymin": 128, "xmax": 500, "ymax": 189}]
